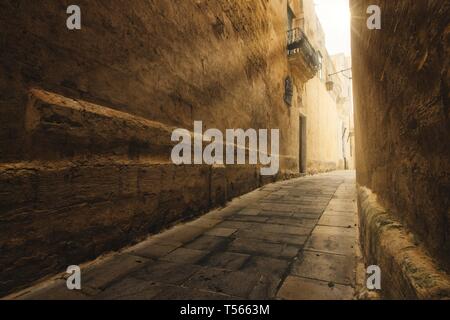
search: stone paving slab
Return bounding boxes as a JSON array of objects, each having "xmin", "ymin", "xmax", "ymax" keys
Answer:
[
  {"xmin": 81, "ymin": 254, "xmax": 150, "ymax": 291},
  {"xmin": 248, "ymin": 274, "xmax": 281, "ymax": 299},
  {"xmin": 292, "ymin": 212, "xmax": 322, "ymax": 220},
  {"xmin": 233, "ymin": 229, "xmax": 309, "ymax": 246},
  {"xmin": 258, "ymin": 210, "xmax": 294, "ymax": 217},
  {"xmin": 216, "ymin": 220, "xmax": 258, "ymax": 230},
  {"xmin": 241, "ymin": 256, "xmax": 290, "ymax": 277},
  {"xmin": 12, "ymin": 171, "xmax": 358, "ymax": 300},
  {"xmin": 200, "ymin": 252, "xmax": 250, "ymax": 271},
  {"xmin": 305, "ymin": 232, "xmax": 356, "ymax": 256},
  {"xmin": 227, "ymin": 215, "xmax": 269, "ymax": 223},
  {"xmin": 15, "ymin": 279, "xmax": 90, "ymax": 300},
  {"xmin": 95, "ymin": 277, "xmax": 165, "ymax": 300},
  {"xmin": 319, "ymin": 214, "xmax": 356, "ymax": 228},
  {"xmin": 228, "ymin": 238, "xmax": 300, "ymax": 259},
  {"xmin": 161, "ymin": 248, "xmax": 209, "ymax": 264},
  {"xmin": 256, "ymin": 223, "xmax": 312, "ymax": 236},
  {"xmin": 314, "ymin": 225, "xmax": 356, "ymax": 237},
  {"xmin": 277, "ymin": 276, "xmax": 354, "ymax": 300},
  {"xmin": 131, "ymin": 261, "xmax": 201, "ymax": 285},
  {"xmin": 267, "ymin": 217, "xmax": 318, "ymax": 228},
  {"xmin": 186, "ymin": 217, "xmax": 223, "ymax": 229},
  {"xmin": 152, "ymin": 225, "xmax": 207, "ymax": 245},
  {"xmin": 326, "ymin": 202, "xmax": 356, "ymax": 213},
  {"xmin": 183, "ymin": 268, "xmax": 262, "ymax": 298},
  {"xmin": 291, "ymin": 251, "xmax": 355, "ymax": 285},
  {"xmin": 322, "ymin": 207, "xmax": 356, "ymax": 216},
  {"xmin": 238, "ymin": 208, "xmax": 261, "ymax": 216},
  {"xmin": 184, "ymin": 235, "xmax": 231, "ymax": 251},
  {"xmin": 126, "ymin": 241, "xmax": 181, "ymax": 259},
  {"xmin": 204, "ymin": 227, "xmax": 237, "ymax": 237},
  {"xmin": 294, "ymin": 207, "xmax": 325, "ymax": 214},
  {"xmin": 152, "ymin": 285, "xmax": 239, "ymax": 300}
]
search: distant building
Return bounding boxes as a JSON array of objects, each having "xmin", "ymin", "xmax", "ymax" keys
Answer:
[{"xmin": 286, "ymin": 0, "xmax": 354, "ymax": 173}]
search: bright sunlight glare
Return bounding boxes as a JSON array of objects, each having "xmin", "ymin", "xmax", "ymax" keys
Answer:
[{"xmin": 314, "ymin": 0, "xmax": 351, "ymax": 55}]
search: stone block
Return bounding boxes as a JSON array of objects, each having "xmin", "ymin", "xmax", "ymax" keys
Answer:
[
  {"xmin": 201, "ymin": 252, "xmax": 250, "ymax": 271},
  {"xmin": 292, "ymin": 251, "xmax": 355, "ymax": 285},
  {"xmin": 205, "ymin": 227, "xmax": 237, "ymax": 237},
  {"xmin": 161, "ymin": 248, "xmax": 209, "ymax": 264},
  {"xmin": 319, "ymin": 214, "xmax": 356, "ymax": 228},
  {"xmin": 229, "ymin": 238, "xmax": 299, "ymax": 259},
  {"xmin": 131, "ymin": 261, "xmax": 200, "ymax": 285},
  {"xmin": 153, "ymin": 225, "xmax": 206, "ymax": 244},
  {"xmin": 305, "ymin": 233, "xmax": 355, "ymax": 256},
  {"xmin": 125, "ymin": 241, "xmax": 180, "ymax": 259},
  {"xmin": 184, "ymin": 235, "xmax": 230, "ymax": 251},
  {"xmin": 14, "ymin": 279, "xmax": 90, "ymax": 300},
  {"xmin": 95, "ymin": 277, "xmax": 163, "ymax": 300},
  {"xmin": 277, "ymin": 276, "xmax": 354, "ymax": 300},
  {"xmin": 240, "ymin": 256, "xmax": 290, "ymax": 278},
  {"xmin": 152, "ymin": 285, "xmax": 236, "ymax": 300},
  {"xmin": 314, "ymin": 225, "xmax": 355, "ymax": 237},
  {"xmin": 183, "ymin": 268, "xmax": 260, "ymax": 298},
  {"xmin": 82, "ymin": 254, "xmax": 150, "ymax": 290},
  {"xmin": 234, "ymin": 230, "xmax": 308, "ymax": 246}
]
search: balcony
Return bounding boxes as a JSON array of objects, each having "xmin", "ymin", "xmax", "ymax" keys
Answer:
[{"xmin": 287, "ymin": 28, "xmax": 320, "ymax": 82}]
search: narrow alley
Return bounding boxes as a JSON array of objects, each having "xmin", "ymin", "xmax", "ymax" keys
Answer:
[
  {"xmin": 1, "ymin": 0, "xmax": 449, "ymax": 304},
  {"xmin": 12, "ymin": 171, "xmax": 358, "ymax": 300}
]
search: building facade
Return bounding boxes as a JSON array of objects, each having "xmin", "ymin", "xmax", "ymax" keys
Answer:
[{"xmin": 287, "ymin": 0, "xmax": 355, "ymax": 173}]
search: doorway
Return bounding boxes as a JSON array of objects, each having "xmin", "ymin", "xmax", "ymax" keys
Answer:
[{"xmin": 299, "ymin": 115, "xmax": 307, "ymax": 173}]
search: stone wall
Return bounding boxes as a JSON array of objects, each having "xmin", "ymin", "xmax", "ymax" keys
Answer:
[
  {"xmin": 332, "ymin": 54, "xmax": 355, "ymax": 170},
  {"xmin": 0, "ymin": 0, "xmax": 299, "ymax": 295},
  {"xmin": 350, "ymin": 0, "xmax": 450, "ymax": 290},
  {"xmin": 357, "ymin": 186, "xmax": 450, "ymax": 299},
  {"xmin": 303, "ymin": 77, "xmax": 341, "ymax": 173}
]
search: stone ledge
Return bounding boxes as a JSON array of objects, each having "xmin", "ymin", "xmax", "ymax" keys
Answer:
[
  {"xmin": 25, "ymin": 88, "xmax": 176, "ymax": 161},
  {"xmin": 357, "ymin": 185, "xmax": 450, "ymax": 299}
]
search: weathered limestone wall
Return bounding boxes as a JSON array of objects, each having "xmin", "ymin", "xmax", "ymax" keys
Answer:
[
  {"xmin": 332, "ymin": 54, "xmax": 355, "ymax": 170},
  {"xmin": 301, "ymin": 0, "xmax": 326, "ymax": 51},
  {"xmin": 357, "ymin": 186, "xmax": 450, "ymax": 299},
  {"xmin": 296, "ymin": 0, "xmax": 343, "ymax": 174},
  {"xmin": 351, "ymin": 0, "xmax": 450, "ymax": 294},
  {"xmin": 0, "ymin": 0, "xmax": 299, "ymax": 295},
  {"xmin": 303, "ymin": 77, "xmax": 341, "ymax": 173}
]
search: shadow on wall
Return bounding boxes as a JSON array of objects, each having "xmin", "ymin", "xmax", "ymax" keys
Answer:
[{"xmin": 350, "ymin": 0, "xmax": 450, "ymax": 277}]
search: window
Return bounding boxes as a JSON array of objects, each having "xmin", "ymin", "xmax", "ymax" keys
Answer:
[{"xmin": 284, "ymin": 76, "xmax": 294, "ymax": 106}]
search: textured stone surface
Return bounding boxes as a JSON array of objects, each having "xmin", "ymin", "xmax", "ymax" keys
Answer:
[
  {"xmin": 161, "ymin": 248, "xmax": 209, "ymax": 264},
  {"xmin": 292, "ymin": 251, "xmax": 355, "ymax": 285},
  {"xmin": 305, "ymin": 233, "xmax": 355, "ymax": 256},
  {"xmin": 277, "ymin": 276, "xmax": 354, "ymax": 300},
  {"xmin": 80, "ymin": 254, "xmax": 150, "ymax": 291},
  {"xmin": 131, "ymin": 261, "xmax": 201, "ymax": 286},
  {"xmin": 201, "ymin": 252, "xmax": 250, "ymax": 271},
  {"xmin": 357, "ymin": 185, "xmax": 450, "ymax": 299},
  {"xmin": 9, "ymin": 171, "xmax": 358, "ymax": 300},
  {"xmin": 319, "ymin": 214, "xmax": 356, "ymax": 228},
  {"xmin": 351, "ymin": 0, "xmax": 450, "ymax": 271}
]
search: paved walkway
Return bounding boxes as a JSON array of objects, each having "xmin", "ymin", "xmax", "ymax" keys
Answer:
[{"xmin": 13, "ymin": 171, "xmax": 358, "ymax": 300}]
